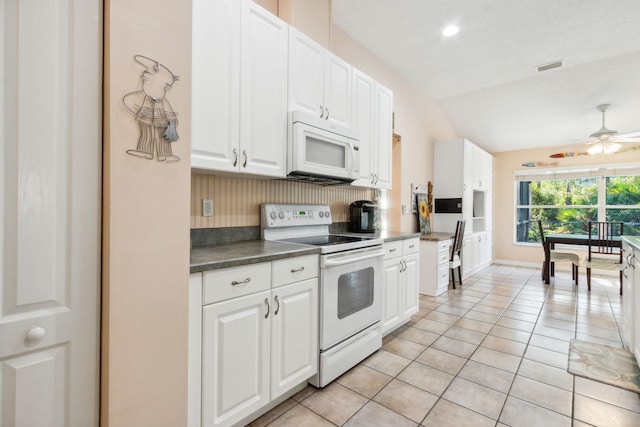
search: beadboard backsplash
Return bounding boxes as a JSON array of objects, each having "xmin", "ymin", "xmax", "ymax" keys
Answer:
[{"xmin": 191, "ymin": 173, "xmax": 375, "ymax": 228}]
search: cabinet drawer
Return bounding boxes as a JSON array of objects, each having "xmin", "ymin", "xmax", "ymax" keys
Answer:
[
  {"xmin": 272, "ymin": 254, "xmax": 319, "ymax": 288},
  {"xmin": 438, "ymin": 251, "xmax": 450, "ymax": 265},
  {"xmin": 437, "ymin": 263, "xmax": 450, "ymax": 286},
  {"xmin": 203, "ymin": 262, "xmax": 271, "ymax": 305},
  {"xmin": 403, "ymin": 238, "xmax": 419, "ymax": 255},
  {"xmin": 438, "ymin": 239, "xmax": 452, "ymax": 254},
  {"xmin": 383, "ymin": 241, "xmax": 403, "ymax": 260}
]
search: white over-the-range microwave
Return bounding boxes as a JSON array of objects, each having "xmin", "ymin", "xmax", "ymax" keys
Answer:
[{"xmin": 287, "ymin": 111, "xmax": 360, "ymax": 185}]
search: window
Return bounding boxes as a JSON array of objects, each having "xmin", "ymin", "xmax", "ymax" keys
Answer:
[{"xmin": 515, "ymin": 166, "xmax": 640, "ymax": 243}]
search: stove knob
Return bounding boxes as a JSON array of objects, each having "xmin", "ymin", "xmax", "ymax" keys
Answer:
[
  {"xmin": 278, "ymin": 211, "xmax": 285, "ymax": 219},
  {"xmin": 319, "ymin": 211, "xmax": 324, "ymax": 218},
  {"xmin": 325, "ymin": 211, "xmax": 331, "ymax": 218},
  {"xmin": 270, "ymin": 211, "xmax": 276, "ymax": 220}
]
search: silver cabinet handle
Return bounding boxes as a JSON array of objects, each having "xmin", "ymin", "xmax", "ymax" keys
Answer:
[
  {"xmin": 409, "ymin": 244, "xmax": 415, "ymax": 249},
  {"xmin": 264, "ymin": 298, "xmax": 270, "ymax": 319},
  {"xmin": 371, "ymin": 173, "xmax": 375, "ymax": 185},
  {"xmin": 389, "ymin": 248, "xmax": 397, "ymax": 252},
  {"xmin": 232, "ymin": 148, "xmax": 238, "ymax": 167},
  {"xmin": 325, "ymin": 107, "xmax": 330, "ymax": 120},
  {"xmin": 374, "ymin": 174, "xmax": 379, "ymax": 185},
  {"xmin": 290, "ymin": 266, "xmax": 305, "ymax": 273},
  {"xmin": 231, "ymin": 277, "xmax": 251, "ymax": 286},
  {"xmin": 319, "ymin": 105, "xmax": 324, "ymax": 118},
  {"xmin": 274, "ymin": 295, "xmax": 280, "ymax": 315},
  {"xmin": 242, "ymin": 149, "xmax": 248, "ymax": 168}
]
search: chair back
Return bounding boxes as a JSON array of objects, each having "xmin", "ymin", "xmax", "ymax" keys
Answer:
[
  {"xmin": 537, "ymin": 220, "xmax": 547, "ymax": 247},
  {"xmin": 450, "ymin": 220, "xmax": 466, "ymax": 261},
  {"xmin": 587, "ymin": 221, "xmax": 623, "ymax": 262}
]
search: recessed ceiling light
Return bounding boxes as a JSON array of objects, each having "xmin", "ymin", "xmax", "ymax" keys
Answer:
[{"xmin": 442, "ymin": 25, "xmax": 459, "ymax": 37}]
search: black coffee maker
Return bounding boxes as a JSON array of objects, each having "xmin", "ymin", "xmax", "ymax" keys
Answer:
[{"xmin": 349, "ymin": 200, "xmax": 378, "ymax": 233}]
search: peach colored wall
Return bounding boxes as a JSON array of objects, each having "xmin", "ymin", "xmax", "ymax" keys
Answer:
[
  {"xmin": 493, "ymin": 144, "xmax": 640, "ymax": 265},
  {"xmin": 279, "ymin": 0, "xmax": 331, "ymax": 48},
  {"xmin": 102, "ymin": 0, "xmax": 191, "ymax": 426},
  {"xmin": 331, "ymin": 26, "xmax": 458, "ymax": 232}
]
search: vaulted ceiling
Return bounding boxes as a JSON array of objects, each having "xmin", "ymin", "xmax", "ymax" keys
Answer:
[{"xmin": 332, "ymin": 0, "xmax": 640, "ymax": 153}]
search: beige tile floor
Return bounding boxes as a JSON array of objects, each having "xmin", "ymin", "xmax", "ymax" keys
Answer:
[{"xmin": 249, "ymin": 264, "xmax": 640, "ymax": 427}]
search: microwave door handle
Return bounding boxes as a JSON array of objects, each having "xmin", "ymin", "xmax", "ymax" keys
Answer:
[
  {"xmin": 323, "ymin": 250, "xmax": 385, "ymax": 267},
  {"xmin": 347, "ymin": 140, "xmax": 355, "ymax": 175}
]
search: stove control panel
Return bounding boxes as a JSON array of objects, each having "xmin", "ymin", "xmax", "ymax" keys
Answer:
[{"xmin": 262, "ymin": 204, "xmax": 332, "ymax": 228}]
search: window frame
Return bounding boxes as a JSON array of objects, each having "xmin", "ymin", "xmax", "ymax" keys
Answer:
[{"xmin": 513, "ymin": 164, "xmax": 640, "ymax": 245}]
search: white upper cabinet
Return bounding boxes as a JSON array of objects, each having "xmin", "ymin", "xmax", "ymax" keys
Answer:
[
  {"xmin": 351, "ymin": 68, "xmax": 375, "ymax": 182},
  {"xmin": 373, "ymin": 82, "xmax": 393, "ymax": 189},
  {"xmin": 288, "ymin": 27, "xmax": 352, "ymax": 128},
  {"xmin": 351, "ymin": 69, "xmax": 393, "ymax": 189},
  {"xmin": 192, "ymin": 0, "xmax": 287, "ymax": 177},
  {"xmin": 192, "ymin": 0, "xmax": 240, "ymax": 172}
]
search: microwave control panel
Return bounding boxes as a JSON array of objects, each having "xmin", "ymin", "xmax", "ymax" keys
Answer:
[{"xmin": 262, "ymin": 204, "xmax": 332, "ymax": 228}]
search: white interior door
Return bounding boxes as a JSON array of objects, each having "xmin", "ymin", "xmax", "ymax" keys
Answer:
[{"xmin": 0, "ymin": 1, "xmax": 102, "ymax": 426}]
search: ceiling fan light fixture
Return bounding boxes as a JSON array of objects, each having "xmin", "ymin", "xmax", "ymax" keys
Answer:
[
  {"xmin": 587, "ymin": 144, "xmax": 603, "ymax": 155},
  {"xmin": 604, "ymin": 142, "xmax": 622, "ymax": 155}
]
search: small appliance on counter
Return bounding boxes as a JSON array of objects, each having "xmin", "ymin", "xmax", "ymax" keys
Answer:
[{"xmin": 349, "ymin": 200, "xmax": 378, "ymax": 233}]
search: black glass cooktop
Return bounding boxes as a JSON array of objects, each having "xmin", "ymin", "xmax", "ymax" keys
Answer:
[{"xmin": 278, "ymin": 234, "xmax": 374, "ymax": 246}]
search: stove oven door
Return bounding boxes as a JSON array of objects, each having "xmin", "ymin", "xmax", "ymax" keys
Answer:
[{"xmin": 319, "ymin": 246, "xmax": 384, "ymax": 350}]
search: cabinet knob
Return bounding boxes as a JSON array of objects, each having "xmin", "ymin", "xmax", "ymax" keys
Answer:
[{"xmin": 26, "ymin": 327, "xmax": 46, "ymax": 342}]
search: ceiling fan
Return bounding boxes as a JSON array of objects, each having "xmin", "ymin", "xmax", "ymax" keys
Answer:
[{"xmin": 585, "ymin": 104, "xmax": 640, "ymax": 155}]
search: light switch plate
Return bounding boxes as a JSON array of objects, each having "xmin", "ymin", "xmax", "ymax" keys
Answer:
[{"xmin": 203, "ymin": 199, "xmax": 213, "ymax": 217}]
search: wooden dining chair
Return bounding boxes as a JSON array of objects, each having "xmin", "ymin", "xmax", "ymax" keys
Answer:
[
  {"xmin": 450, "ymin": 220, "xmax": 466, "ymax": 289},
  {"xmin": 537, "ymin": 220, "xmax": 580, "ymax": 284},
  {"xmin": 585, "ymin": 221, "xmax": 624, "ymax": 294}
]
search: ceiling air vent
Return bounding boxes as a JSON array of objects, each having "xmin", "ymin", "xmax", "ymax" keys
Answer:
[{"xmin": 536, "ymin": 60, "xmax": 563, "ymax": 72}]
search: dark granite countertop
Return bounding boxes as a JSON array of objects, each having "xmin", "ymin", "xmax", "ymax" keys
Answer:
[
  {"xmin": 623, "ymin": 236, "xmax": 640, "ymax": 251},
  {"xmin": 190, "ymin": 240, "xmax": 320, "ymax": 273},
  {"xmin": 419, "ymin": 232, "xmax": 455, "ymax": 242}
]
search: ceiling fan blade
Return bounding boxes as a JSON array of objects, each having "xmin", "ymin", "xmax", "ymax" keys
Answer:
[{"xmin": 617, "ymin": 131, "xmax": 640, "ymax": 139}]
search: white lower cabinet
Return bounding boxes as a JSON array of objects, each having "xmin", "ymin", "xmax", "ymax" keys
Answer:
[
  {"xmin": 461, "ymin": 232, "xmax": 492, "ymax": 280},
  {"xmin": 382, "ymin": 238, "xmax": 420, "ymax": 335},
  {"xmin": 419, "ymin": 239, "xmax": 452, "ymax": 296},
  {"xmin": 270, "ymin": 278, "xmax": 318, "ymax": 400},
  {"xmin": 194, "ymin": 255, "xmax": 319, "ymax": 427},
  {"xmin": 202, "ymin": 290, "xmax": 271, "ymax": 427}
]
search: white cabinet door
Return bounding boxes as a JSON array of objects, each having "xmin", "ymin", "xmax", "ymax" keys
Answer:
[
  {"xmin": 351, "ymin": 68, "xmax": 374, "ymax": 183},
  {"xmin": 324, "ymin": 53, "xmax": 352, "ymax": 127},
  {"xmin": 632, "ymin": 250, "xmax": 640, "ymax": 363},
  {"xmin": 271, "ymin": 278, "xmax": 318, "ymax": 400},
  {"xmin": 372, "ymin": 83, "xmax": 393, "ymax": 189},
  {"xmin": 0, "ymin": 1, "xmax": 101, "ymax": 426},
  {"xmin": 462, "ymin": 236, "xmax": 474, "ymax": 279},
  {"xmin": 240, "ymin": 0, "xmax": 288, "ymax": 177},
  {"xmin": 191, "ymin": 0, "xmax": 240, "ymax": 172},
  {"xmin": 382, "ymin": 258, "xmax": 402, "ymax": 335},
  {"xmin": 202, "ymin": 290, "xmax": 271, "ymax": 427},
  {"xmin": 402, "ymin": 253, "xmax": 420, "ymax": 319},
  {"xmin": 288, "ymin": 27, "xmax": 325, "ymax": 119},
  {"xmin": 622, "ymin": 243, "xmax": 634, "ymax": 349}
]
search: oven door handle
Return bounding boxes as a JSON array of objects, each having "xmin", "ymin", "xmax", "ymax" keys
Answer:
[{"xmin": 323, "ymin": 250, "xmax": 385, "ymax": 267}]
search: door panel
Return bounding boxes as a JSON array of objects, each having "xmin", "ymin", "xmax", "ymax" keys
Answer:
[
  {"xmin": 0, "ymin": 0, "xmax": 101, "ymax": 425},
  {"xmin": 1, "ymin": 345, "xmax": 68, "ymax": 427}
]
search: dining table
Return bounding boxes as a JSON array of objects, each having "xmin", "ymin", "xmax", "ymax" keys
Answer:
[{"xmin": 543, "ymin": 234, "xmax": 622, "ymax": 284}]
